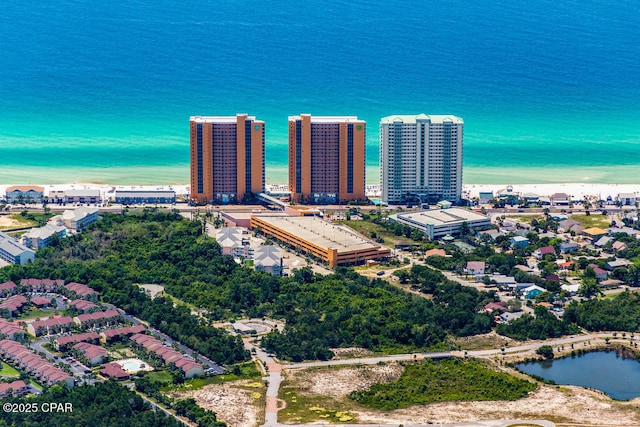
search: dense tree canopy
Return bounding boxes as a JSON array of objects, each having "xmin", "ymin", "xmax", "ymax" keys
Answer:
[{"xmin": 0, "ymin": 382, "xmax": 180, "ymax": 427}]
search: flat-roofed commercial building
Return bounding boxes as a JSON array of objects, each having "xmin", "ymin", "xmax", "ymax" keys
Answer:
[
  {"xmin": 114, "ymin": 189, "xmax": 176, "ymax": 204},
  {"xmin": 391, "ymin": 208, "xmax": 490, "ymax": 240},
  {"xmin": 190, "ymin": 114, "xmax": 265, "ymax": 204},
  {"xmin": 380, "ymin": 114, "xmax": 463, "ymax": 205},
  {"xmin": 250, "ymin": 216, "xmax": 390, "ymax": 268},
  {"xmin": 288, "ymin": 115, "xmax": 366, "ymax": 204}
]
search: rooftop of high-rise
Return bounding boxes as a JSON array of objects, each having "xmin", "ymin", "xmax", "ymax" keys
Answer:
[
  {"xmin": 380, "ymin": 114, "xmax": 463, "ymax": 124},
  {"xmin": 190, "ymin": 114, "xmax": 263, "ymax": 124}
]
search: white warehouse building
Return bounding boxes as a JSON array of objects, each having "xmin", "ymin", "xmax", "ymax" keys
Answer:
[{"xmin": 391, "ymin": 208, "xmax": 490, "ymax": 240}]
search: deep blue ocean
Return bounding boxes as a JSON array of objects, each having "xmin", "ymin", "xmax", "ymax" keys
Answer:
[{"xmin": 1, "ymin": 0, "xmax": 639, "ymax": 184}]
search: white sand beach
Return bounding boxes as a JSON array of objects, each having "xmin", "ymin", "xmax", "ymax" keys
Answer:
[{"xmin": 1, "ymin": 182, "xmax": 639, "ymax": 204}]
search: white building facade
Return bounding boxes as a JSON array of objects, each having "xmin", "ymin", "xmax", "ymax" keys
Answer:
[{"xmin": 380, "ymin": 114, "xmax": 463, "ymax": 205}]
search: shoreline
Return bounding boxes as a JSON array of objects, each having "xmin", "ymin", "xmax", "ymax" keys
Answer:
[{"xmin": 1, "ymin": 182, "xmax": 639, "ymax": 202}]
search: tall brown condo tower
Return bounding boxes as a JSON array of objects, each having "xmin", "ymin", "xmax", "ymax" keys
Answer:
[
  {"xmin": 288, "ymin": 114, "xmax": 366, "ymax": 204},
  {"xmin": 190, "ymin": 114, "xmax": 265, "ymax": 204}
]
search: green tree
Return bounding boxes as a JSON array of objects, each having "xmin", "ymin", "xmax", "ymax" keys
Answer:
[
  {"xmin": 578, "ymin": 278, "xmax": 602, "ymax": 299},
  {"xmin": 536, "ymin": 345, "xmax": 554, "ymax": 359}
]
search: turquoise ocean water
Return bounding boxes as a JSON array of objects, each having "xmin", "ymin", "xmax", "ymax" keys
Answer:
[{"xmin": 1, "ymin": 0, "xmax": 639, "ymax": 185}]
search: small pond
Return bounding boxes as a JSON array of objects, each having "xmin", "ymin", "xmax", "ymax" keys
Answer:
[{"xmin": 517, "ymin": 350, "xmax": 640, "ymax": 400}]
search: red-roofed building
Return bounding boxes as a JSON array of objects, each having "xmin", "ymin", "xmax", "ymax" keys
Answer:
[
  {"xmin": 69, "ymin": 299, "xmax": 97, "ymax": 313},
  {"xmin": 100, "ymin": 362, "xmax": 130, "ymax": 380},
  {"xmin": 72, "ymin": 342, "xmax": 108, "ymax": 365},
  {"xmin": 465, "ymin": 261, "xmax": 485, "ymax": 276},
  {"xmin": 63, "ymin": 282, "xmax": 98, "ymax": 301},
  {"xmin": 0, "ymin": 339, "xmax": 73, "ymax": 388},
  {"xmin": 100, "ymin": 324, "xmax": 146, "ymax": 343},
  {"xmin": 54, "ymin": 332, "xmax": 100, "ymax": 350},
  {"xmin": 0, "ymin": 295, "xmax": 28, "ymax": 318},
  {"xmin": 0, "ymin": 380, "xmax": 28, "ymax": 398},
  {"xmin": 27, "ymin": 316, "xmax": 74, "ymax": 337},
  {"xmin": 0, "ymin": 318, "xmax": 26, "ymax": 340},
  {"xmin": 73, "ymin": 310, "xmax": 121, "ymax": 328},
  {"xmin": 129, "ymin": 333, "xmax": 203, "ymax": 378},
  {"xmin": 534, "ymin": 245, "xmax": 556, "ymax": 260},
  {"xmin": 30, "ymin": 297, "xmax": 51, "ymax": 307},
  {"xmin": 0, "ymin": 281, "xmax": 17, "ymax": 297}
]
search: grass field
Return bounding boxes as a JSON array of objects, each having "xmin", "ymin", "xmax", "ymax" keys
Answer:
[
  {"xmin": 17, "ymin": 307, "xmax": 63, "ymax": 320},
  {"xmin": 1, "ymin": 361, "xmax": 21, "ymax": 378},
  {"xmin": 569, "ymin": 214, "xmax": 612, "ymax": 229}
]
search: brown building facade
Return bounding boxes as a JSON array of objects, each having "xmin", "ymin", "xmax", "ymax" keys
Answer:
[
  {"xmin": 288, "ymin": 115, "xmax": 366, "ymax": 204},
  {"xmin": 190, "ymin": 114, "xmax": 265, "ymax": 204}
]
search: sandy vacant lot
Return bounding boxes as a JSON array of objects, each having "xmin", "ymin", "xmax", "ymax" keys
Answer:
[
  {"xmin": 0, "ymin": 215, "xmax": 26, "ymax": 229},
  {"xmin": 281, "ymin": 362, "xmax": 640, "ymax": 426},
  {"xmin": 170, "ymin": 380, "xmax": 265, "ymax": 427}
]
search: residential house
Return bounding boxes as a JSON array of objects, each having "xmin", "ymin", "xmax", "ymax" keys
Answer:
[
  {"xmin": 100, "ymin": 362, "xmax": 130, "ymax": 380},
  {"xmin": 483, "ymin": 301, "xmax": 507, "ymax": 313},
  {"xmin": 253, "ymin": 245, "xmax": 283, "ymax": 276},
  {"xmin": 22, "ymin": 224, "xmax": 67, "ymax": 249},
  {"xmin": 69, "ymin": 299, "xmax": 98, "ymax": 313},
  {"xmin": 73, "ymin": 309, "xmax": 121, "ymax": 329},
  {"xmin": 424, "ymin": 248, "xmax": 446, "ymax": 258},
  {"xmin": 59, "ymin": 207, "xmax": 99, "ymax": 231},
  {"xmin": 30, "ymin": 297, "xmax": 51, "ymax": 308},
  {"xmin": 0, "ymin": 380, "xmax": 28, "ymax": 398},
  {"xmin": 63, "ymin": 282, "xmax": 99, "ymax": 301},
  {"xmin": 534, "ymin": 245, "xmax": 556, "ymax": 260},
  {"xmin": 72, "ymin": 342, "xmax": 107, "ymax": 365},
  {"xmin": 0, "ymin": 318, "xmax": 25, "ymax": 340},
  {"xmin": 582, "ymin": 227, "xmax": 608, "ymax": 241},
  {"xmin": 558, "ymin": 219, "xmax": 580, "ymax": 233},
  {"xmin": 523, "ymin": 285, "xmax": 546, "ymax": 299},
  {"xmin": 594, "ymin": 236, "xmax": 613, "ymax": 248},
  {"xmin": 465, "ymin": 261, "xmax": 485, "ymax": 276},
  {"xmin": 550, "ymin": 193, "xmax": 570, "ymax": 206},
  {"xmin": 610, "ymin": 226, "xmax": 640, "ymax": 238},
  {"xmin": 617, "ymin": 193, "xmax": 636, "ymax": 206},
  {"xmin": 54, "ymin": 332, "xmax": 101, "ymax": 351},
  {"xmin": 588, "ymin": 264, "xmax": 609, "ymax": 281},
  {"xmin": 5, "ymin": 186, "xmax": 44, "ymax": 204},
  {"xmin": 100, "ymin": 324, "xmax": 145, "ymax": 344},
  {"xmin": 559, "ymin": 242, "xmax": 579, "ymax": 254},
  {"xmin": 27, "ymin": 316, "xmax": 75, "ymax": 337},
  {"xmin": 478, "ymin": 229, "xmax": 503, "ymax": 241},
  {"xmin": 0, "ymin": 295, "xmax": 28, "ymax": 318},
  {"xmin": 215, "ymin": 227, "xmax": 251, "ymax": 258},
  {"xmin": 607, "ymin": 258, "xmax": 631, "ymax": 270},
  {"xmin": 0, "ymin": 339, "xmax": 73, "ymax": 387},
  {"xmin": 612, "ymin": 241, "xmax": 628, "ymax": 252},
  {"xmin": 478, "ymin": 192, "xmax": 493, "ymax": 204},
  {"xmin": 510, "ymin": 236, "xmax": 530, "ymax": 249},
  {"xmin": 0, "ymin": 281, "xmax": 17, "ymax": 298},
  {"xmin": 130, "ymin": 333, "xmax": 203, "ymax": 378}
]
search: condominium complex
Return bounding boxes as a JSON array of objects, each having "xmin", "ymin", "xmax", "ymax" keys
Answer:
[
  {"xmin": 288, "ymin": 114, "xmax": 366, "ymax": 204},
  {"xmin": 190, "ymin": 114, "xmax": 265, "ymax": 204},
  {"xmin": 380, "ymin": 114, "xmax": 463, "ymax": 205}
]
